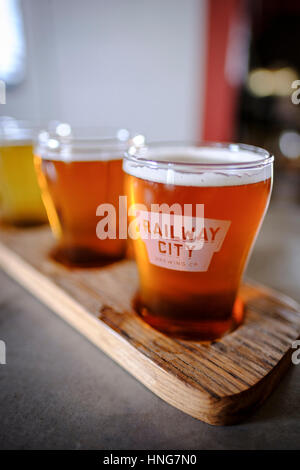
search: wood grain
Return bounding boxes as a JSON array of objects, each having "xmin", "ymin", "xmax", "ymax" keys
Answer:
[{"xmin": 0, "ymin": 224, "xmax": 299, "ymax": 425}]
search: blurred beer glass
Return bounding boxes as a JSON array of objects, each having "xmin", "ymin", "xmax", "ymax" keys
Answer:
[
  {"xmin": 35, "ymin": 125, "xmax": 129, "ymax": 266},
  {"xmin": 124, "ymin": 142, "xmax": 273, "ymax": 340},
  {"xmin": 0, "ymin": 118, "xmax": 47, "ymax": 226}
]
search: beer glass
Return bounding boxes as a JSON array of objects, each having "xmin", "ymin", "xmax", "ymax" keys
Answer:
[
  {"xmin": 124, "ymin": 142, "xmax": 273, "ymax": 340},
  {"xmin": 0, "ymin": 118, "xmax": 47, "ymax": 226},
  {"xmin": 34, "ymin": 126, "xmax": 129, "ymax": 266}
]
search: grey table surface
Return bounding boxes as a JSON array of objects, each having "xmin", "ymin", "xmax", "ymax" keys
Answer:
[{"xmin": 0, "ymin": 189, "xmax": 299, "ymax": 450}]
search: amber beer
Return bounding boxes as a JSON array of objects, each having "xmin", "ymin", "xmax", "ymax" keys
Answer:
[
  {"xmin": 124, "ymin": 143, "xmax": 273, "ymax": 340},
  {"xmin": 35, "ymin": 128, "xmax": 128, "ymax": 265}
]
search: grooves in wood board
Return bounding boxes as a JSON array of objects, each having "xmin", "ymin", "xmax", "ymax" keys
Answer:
[{"xmin": 0, "ymin": 225, "xmax": 299, "ymax": 425}]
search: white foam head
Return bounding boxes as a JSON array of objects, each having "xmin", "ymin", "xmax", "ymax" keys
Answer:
[
  {"xmin": 123, "ymin": 145, "xmax": 273, "ymax": 187},
  {"xmin": 0, "ymin": 121, "xmax": 33, "ymax": 147},
  {"xmin": 36, "ymin": 127, "xmax": 130, "ymax": 162},
  {"xmin": 36, "ymin": 138, "xmax": 128, "ymax": 162}
]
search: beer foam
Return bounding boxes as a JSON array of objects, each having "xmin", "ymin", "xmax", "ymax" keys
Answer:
[
  {"xmin": 0, "ymin": 129, "xmax": 33, "ymax": 147},
  {"xmin": 36, "ymin": 140, "xmax": 127, "ymax": 162},
  {"xmin": 36, "ymin": 129, "xmax": 131, "ymax": 162},
  {"xmin": 123, "ymin": 146, "xmax": 273, "ymax": 187},
  {"xmin": 37, "ymin": 150, "xmax": 125, "ymax": 162},
  {"xmin": 0, "ymin": 139, "xmax": 33, "ymax": 147}
]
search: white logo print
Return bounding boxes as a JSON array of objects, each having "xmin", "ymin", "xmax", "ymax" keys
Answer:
[{"xmin": 137, "ymin": 211, "xmax": 231, "ymax": 272}]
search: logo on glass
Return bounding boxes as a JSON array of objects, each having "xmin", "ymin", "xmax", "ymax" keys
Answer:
[{"xmin": 136, "ymin": 210, "xmax": 231, "ymax": 272}]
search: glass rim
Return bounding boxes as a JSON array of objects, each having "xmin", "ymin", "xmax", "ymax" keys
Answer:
[
  {"xmin": 0, "ymin": 117, "xmax": 38, "ymax": 144},
  {"xmin": 35, "ymin": 125, "xmax": 132, "ymax": 158},
  {"xmin": 124, "ymin": 141, "xmax": 274, "ymax": 171}
]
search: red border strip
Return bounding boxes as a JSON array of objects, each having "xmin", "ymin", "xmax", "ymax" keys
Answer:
[{"xmin": 202, "ymin": 0, "xmax": 244, "ymax": 142}]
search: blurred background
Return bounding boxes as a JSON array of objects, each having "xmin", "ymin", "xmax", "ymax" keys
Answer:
[{"xmin": 0, "ymin": 0, "xmax": 299, "ymax": 297}]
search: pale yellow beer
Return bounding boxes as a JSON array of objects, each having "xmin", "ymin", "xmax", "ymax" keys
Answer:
[{"xmin": 0, "ymin": 121, "xmax": 47, "ymax": 226}]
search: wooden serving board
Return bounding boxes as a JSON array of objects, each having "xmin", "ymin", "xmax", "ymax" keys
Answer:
[{"xmin": 0, "ymin": 225, "xmax": 299, "ymax": 425}]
